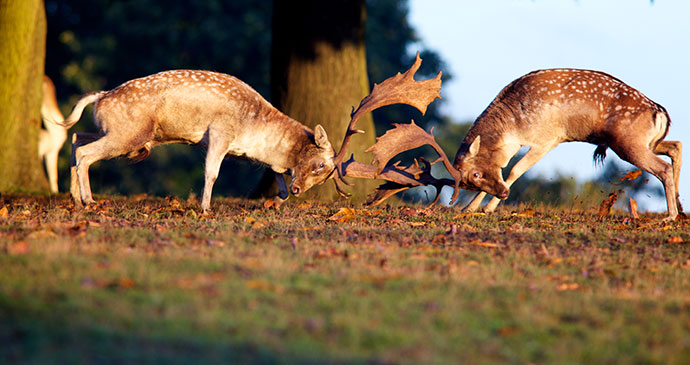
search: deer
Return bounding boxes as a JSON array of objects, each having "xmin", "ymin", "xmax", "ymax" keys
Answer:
[
  {"xmin": 452, "ymin": 68, "xmax": 682, "ymax": 221},
  {"xmin": 39, "ymin": 75, "xmax": 67, "ymax": 193},
  {"xmin": 54, "ymin": 70, "xmax": 336, "ymax": 213}
]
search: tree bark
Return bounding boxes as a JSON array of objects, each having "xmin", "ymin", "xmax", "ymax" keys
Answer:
[
  {"xmin": 0, "ymin": 0, "xmax": 48, "ymax": 192},
  {"xmin": 270, "ymin": 0, "xmax": 380, "ymax": 202}
]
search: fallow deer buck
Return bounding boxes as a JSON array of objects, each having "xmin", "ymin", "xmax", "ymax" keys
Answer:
[
  {"xmin": 40, "ymin": 76, "xmax": 67, "ymax": 193},
  {"xmin": 56, "ymin": 70, "xmax": 336, "ymax": 212},
  {"xmin": 452, "ymin": 69, "xmax": 682, "ymax": 221}
]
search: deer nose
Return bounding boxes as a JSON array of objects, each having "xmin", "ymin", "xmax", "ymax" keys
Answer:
[
  {"xmin": 291, "ymin": 186, "xmax": 301, "ymax": 195},
  {"xmin": 498, "ymin": 189, "xmax": 509, "ymax": 200}
]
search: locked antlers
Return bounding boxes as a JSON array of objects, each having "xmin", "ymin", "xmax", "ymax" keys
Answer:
[{"xmin": 333, "ymin": 53, "xmax": 462, "ymax": 205}]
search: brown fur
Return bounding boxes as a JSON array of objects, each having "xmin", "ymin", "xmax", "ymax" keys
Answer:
[
  {"xmin": 453, "ymin": 69, "xmax": 682, "ymax": 220},
  {"xmin": 60, "ymin": 70, "xmax": 336, "ymax": 212}
]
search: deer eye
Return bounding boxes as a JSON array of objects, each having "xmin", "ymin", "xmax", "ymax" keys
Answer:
[
  {"xmin": 318, "ymin": 162, "xmax": 325, "ymax": 169},
  {"xmin": 472, "ymin": 171, "xmax": 482, "ymax": 179}
]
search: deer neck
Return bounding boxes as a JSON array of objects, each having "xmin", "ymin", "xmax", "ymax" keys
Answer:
[{"xmin": 250, "ymin": 108, "xmax": 313, "ymax": 173}]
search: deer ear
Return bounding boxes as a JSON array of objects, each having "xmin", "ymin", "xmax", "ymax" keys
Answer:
[
  {"xmin": 468, "ymin": 135, "xmax": 481, "ymax": 157},
  {"xmin": 314, "ymin": 125, "xmax": 331, "ymax": 149}
]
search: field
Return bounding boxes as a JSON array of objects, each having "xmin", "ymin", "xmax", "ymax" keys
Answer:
[{"xmin": 1, "ymin": 193, "xmax": 690, "ymax": 363}]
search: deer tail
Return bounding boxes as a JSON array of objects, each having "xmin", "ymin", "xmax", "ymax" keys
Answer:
[
  {"xmin": 55, "ymin": 91, "xmax": 108, "ymax": 128},
  {"xmin": 593, "ymin": 144, "xmax": 607, "ymax": 167}
]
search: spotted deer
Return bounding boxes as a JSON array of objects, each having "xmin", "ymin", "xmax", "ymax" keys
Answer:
[
  {"xmin": 452, "ymin": 69, "xmax": 682, "ymax": 220},
  {"xmin": 56, "ymin": 70, "xmax": 335, "ymax": 212},
  {"xmin": 39, "ymin": 76, "xmax": 67, "ymax": 193}
]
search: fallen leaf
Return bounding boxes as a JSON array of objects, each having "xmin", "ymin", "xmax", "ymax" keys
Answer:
[
  {"xmin": 26, "ymin": 229, "xmax": 57, "ymax": 240},
  {"xmin": 327, "ymin": 208, "xmax": 356, "ymax": 223},
  {"xmin": 598, "ymin": 192, "xmax": 618, "ymax": 218},
  {"xmin": 667, "ymin": 236, "xmax": 684, "ymax": 244},
  {"xmin": 629, "ymin": 198, "xmax": 639, "ymax": 219},
  {"xmin": 296, "ymin": 202, "xmax": 311, "ymax": 210},
  {"xmin": 245, "ymin": 216, "xmax": 257, "ymax": 223},
  {"xmin": 513, "ymin": 209, "xmax": 535, "ymax": 217},
  {"xmin": 409, "ymin": 221, "xmax": 427, "ymax": 227},
  {"xmin": 0, "ymin": 205, "xmax": 8, "ymax": 219},
  {"xmin": 452, "ymin": 212, "xmax": 486, "ymax": 219},
  {"xmin": 470, "ymin": 240, "xmax": 503, "ymax": 248},
  {"xmin": 206, "ymin": 239, "xmax": 225, "ymax": 247},
  {"xmin": 8, "ymin": 241, "xmax": 29, "ymax": 255},
  {"xmin": 556, "ymin": 283, "xmax": 580, "ymax": 291},
  {"xmin": 263, "ymin": 199, "xmax": 281, "ymax": 209},
  {"xmin": 619, "ymin": 170, "xmax": 642, "ymax": 181},
  {"xmin": 118, "ymin": 277, "xmax": 136, "ymax": 289}
]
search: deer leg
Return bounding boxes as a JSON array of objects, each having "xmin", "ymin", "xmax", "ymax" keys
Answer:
[
  {"xmin": 463, "ymin": 192, "xmax": 487, "ymax": 212},
  {"xmin": 200, "ymin": 135, "xmax": 230, "ymax": 213},
  {"xmin": 45, "ymin": 148, "xmax": 59, "ymax": 193},
  {"xmin": 614, "ymin": 144, "xmax": 678, "ymax": 221},
  {"xmin": 484, "ymin": 145, "xmax": 553, "ymax": 212},
  {"xmin": 654, "ymin": 140, "xmax": 683, "ymax": 213},
  {"xmin": 74, "ymin": 134, "xmax": 128, "ymax": 206},
  {"xmin": 70, "ymin": 133, "xmax": 100, "ymax": 206}
]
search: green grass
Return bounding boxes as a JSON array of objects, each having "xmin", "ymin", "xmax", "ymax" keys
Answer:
[{"xmin": 1, "ymin": 193, "xmax": 690, "ymax": 363}]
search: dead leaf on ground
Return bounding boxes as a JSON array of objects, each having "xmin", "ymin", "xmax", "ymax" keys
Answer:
[
  {"xmin": 8, "ymin": 241, "xmax": 29, "ymax": 255},
  {"xmin": 0, "ymin": 205, "xmax": 8, "ymax": 219},
  {"xmin": 667, "ymin": 236, "xmax": 686, "ymax": 244},
  {"xmin": 245, "ymin": 279, "xmax": 284, "ymax": 293},
  {"xmin": 327, "ymin": 208, "xmax": 357, "ymax": 223},
  {"xmin": 556, "ymin": 283, "xmax": 580, "ymax": 291},
  {"xmin": 619, "ymin": 170, "xmax": 642, "ymax": 181},
  {"xmin": 513, "ymin": 209, "xmax": 535, "ymax": 217},
  {"xmin": 452, "ymin": 212, "xmax": 486, "ymax": 219},
  {"xmin": 26, "ymin": 229, "xmax": 57, "ymax": 240},
  {"xmin": 469, "ymin": 240, "xmax": 503, "ymax": 248}
]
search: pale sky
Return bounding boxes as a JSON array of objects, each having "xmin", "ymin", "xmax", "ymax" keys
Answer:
[{"xmin": 409, "ymin": 0, "xmax": 690, "ymax": 211}]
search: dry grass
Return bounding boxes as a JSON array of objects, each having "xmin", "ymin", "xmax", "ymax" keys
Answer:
[{"xmin": 1, "ymin": 193, "xmax": 689, "ymax": 363}]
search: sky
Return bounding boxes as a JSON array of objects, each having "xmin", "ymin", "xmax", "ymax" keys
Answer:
[{"xmin": 408, "ymin": 0, "xmax": 690, "ymax": 212}]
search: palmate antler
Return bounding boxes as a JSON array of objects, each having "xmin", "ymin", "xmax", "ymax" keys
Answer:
[{"xmin": 333, "ymin": 53, "xmax": 462, "ymax": 205}]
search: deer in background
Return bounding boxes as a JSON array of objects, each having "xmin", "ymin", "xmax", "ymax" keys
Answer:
[
  {"xmin": 39, "ymin": 76, "xmax": 67, "ymax": 193},
  {"xmin": 55, "ymin": 70, "xmax": 336, "ymax": 212},
  {"xmin": 453, "ymin": 69, "xmax": 682, "ymax": 220}
]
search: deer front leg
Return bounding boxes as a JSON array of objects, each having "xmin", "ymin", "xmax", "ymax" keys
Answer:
[
  {"xmin": 200, "ymin": 133, "xmax": 230, "ymax": 213},
  {"xmin": 463, "ymin": 192, "xmax": 487, "ymax": 212},
  {"xmin": 484, "ymin": 145, "xmax": 553, "ymax": 212}
]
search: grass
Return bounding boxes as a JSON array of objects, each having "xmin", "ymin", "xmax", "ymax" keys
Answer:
[{"xmin": 1, "ymin": 193, "xmax": 690, "ymax": 363}]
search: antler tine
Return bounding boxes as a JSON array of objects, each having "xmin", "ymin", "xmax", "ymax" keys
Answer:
[
  {"xmin": 333, "ymin": 52, "xmax": 443, "ymax": 197},
  {"xmin": 333, "ymin": 52, "xmax": 442, "ymax": 169}
]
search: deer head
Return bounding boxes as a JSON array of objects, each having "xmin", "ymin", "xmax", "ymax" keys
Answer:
[
  {"xmin": 332, "ymin": 53, "xmax": 462, "ymax": 205},
  {"xmin": 289, "ymin": 124, "xmax": 336, "ymax": 196}
]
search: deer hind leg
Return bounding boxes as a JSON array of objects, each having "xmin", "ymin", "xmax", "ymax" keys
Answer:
[
  {"xmin": 654, "ymin": 140, "xmax": 683, "ymax": 213},
  {"xmin": 613, "ymin": 143, "xmax": 678, "ymax": 221},
  {"xmin": 74, "ymin": 134, "xmax": 131, "ymax": 206},
  {"xmin": 483, "ymin": 145, "xmax": 553, "ymax": 212},
  {"xmin": 70, "ymin": 132, "xmax": 101, "ymax": 206},
  {"xmin": 201, "ymin": 133, "xmax": 231, "ymax": 213}
]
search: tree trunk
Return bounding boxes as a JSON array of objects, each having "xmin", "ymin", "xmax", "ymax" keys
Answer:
[
  {"xmin": 270, "ymin": 0, "xmax": 380, "ymax": 202},
  {"xmin": 0, "ymin": 0, "xmax": 48, "ymax": 192}
]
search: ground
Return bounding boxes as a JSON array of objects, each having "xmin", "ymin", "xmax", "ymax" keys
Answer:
[{"xmin": 1, "ymin": 193, "xmax": 689, "ymax": 363}]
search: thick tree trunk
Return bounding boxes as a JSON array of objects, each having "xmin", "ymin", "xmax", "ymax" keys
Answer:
[
  {"xmin": 0, "ymin": 0, "xmax": 48, "ymax": 192},
  {"xmin": 270, "ymin": 0, "xmax": 380, "ymax": 202}
]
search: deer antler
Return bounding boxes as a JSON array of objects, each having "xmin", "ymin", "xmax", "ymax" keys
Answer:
[{"xmin": 333, "ymin": 52, "xmax": 463, "ymax": 205}]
